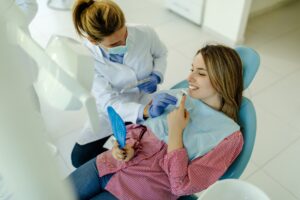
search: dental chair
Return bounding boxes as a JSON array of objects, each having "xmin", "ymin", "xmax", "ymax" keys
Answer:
[
  {"xmin": 176, "ymin": 46, "xmax": 260, "ymax": 200},
  {"xmin": 87, "ymin": 47, "xmax": 259, "ymax": 200}
]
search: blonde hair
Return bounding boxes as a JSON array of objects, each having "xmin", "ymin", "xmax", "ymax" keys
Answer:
[
  {"xmin": 72, "ymin": 0, "xmax": 125, "ymax": 42},
  {"xmin": 197, "ymin": 44, "xmax": 243, "ymax": 122}
]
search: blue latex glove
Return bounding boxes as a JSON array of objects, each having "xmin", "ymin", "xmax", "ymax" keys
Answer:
[
  {"xmin": 149, "ymin": 93, "xmax": 177, "ymax": 118},
  {"xmin": 137, "ymin": 73, "xmax": 161, "ymax": 94}
]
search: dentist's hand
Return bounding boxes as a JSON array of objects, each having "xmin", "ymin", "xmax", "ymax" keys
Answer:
[
  {"xmin": 112, "ymin": 141, "xmax": 135, "ymax": 162},
  {"xmin": 137, "ymin": 73, "xmax": 161, "ymax": 94},
  {"xmin": 147, "ymin": 93, "xmax": 177, "ymax": 118}
]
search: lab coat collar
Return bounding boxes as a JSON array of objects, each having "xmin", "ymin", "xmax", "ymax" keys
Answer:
[{"xmin": 86, "ymin": 24, "xmax": 135, "ymax": 64}]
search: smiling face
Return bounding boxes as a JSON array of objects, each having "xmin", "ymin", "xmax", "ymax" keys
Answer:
[
  {"xmin": 187, "ymin": 53, "xmax": 221, "ymax": 110},
  {"xmin": 187, "ymin": 45, "xmax": 243, "ymax": 122}
]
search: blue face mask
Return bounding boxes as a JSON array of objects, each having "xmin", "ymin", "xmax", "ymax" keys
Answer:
[{"xmin": 108, "ymin": 43, "xmax": 128, "ymax": 55}]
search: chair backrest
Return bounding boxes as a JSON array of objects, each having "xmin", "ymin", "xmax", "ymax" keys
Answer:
[
  {"xmin": 221, "ymin": 46, "xmax": 259, "ymax": 178},
  {"xmin": 171, "ymin": 46, "xmax": 260, "ymax": 180},
  {"xmin": 220, "ymin": 97, "xmax": 256, "ymax": 179},
  {"xmin": 236, "ymin": 46, "xmax": 260, "ymax": 90}
]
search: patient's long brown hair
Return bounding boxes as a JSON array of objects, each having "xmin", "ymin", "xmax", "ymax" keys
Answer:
[{"xmin": 197, "ymin": 44, "xmax": 243, "ymax": 122}]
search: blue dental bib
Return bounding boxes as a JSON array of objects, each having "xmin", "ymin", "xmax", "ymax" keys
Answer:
[{"xmin": 142, "ymin": 89, "xmax": 240, "ymax": 160}]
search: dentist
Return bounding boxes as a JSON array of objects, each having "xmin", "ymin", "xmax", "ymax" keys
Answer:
[{"xmin": 71, "ymin": 0, "xmax": 175, "ymax": 167}]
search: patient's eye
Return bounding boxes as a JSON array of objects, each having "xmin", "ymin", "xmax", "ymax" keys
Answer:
[{"xmin": 190, "ymin": 68, "xmax": 206, "ymax": 76}]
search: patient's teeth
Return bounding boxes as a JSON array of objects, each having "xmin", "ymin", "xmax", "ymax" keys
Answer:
[{"xmin": 189, "ymin": 85, "xmax": 198, "ymax": 90}]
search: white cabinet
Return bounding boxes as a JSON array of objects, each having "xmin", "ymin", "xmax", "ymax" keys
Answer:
[{"xmin": 165, "ymin": 0, "xmax": 205, "ymax": 25}]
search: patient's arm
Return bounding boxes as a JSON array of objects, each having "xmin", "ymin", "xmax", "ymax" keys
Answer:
[
  {"xmin": 160, "ymin": 131, "xmax": 243, "ymax": 196},
  {"xmin": 167, "ymin": 94, "xmax": 190, "ymax": 152}
]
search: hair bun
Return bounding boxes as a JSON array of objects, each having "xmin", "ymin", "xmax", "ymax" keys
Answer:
[
  {"xmin": 86, "ymin": 0, "xmax": 94, "ymax": 7},
  {"xmin": 78, "ymin": 0, "xmax": 94, "ymax": 9}
]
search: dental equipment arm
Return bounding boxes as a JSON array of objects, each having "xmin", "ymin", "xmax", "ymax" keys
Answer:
[
  {"xmin": 7, "ymin": 14, "xmax": 101, "ymax": 135},
  {"xmin": 15, "ymin": 0, "xmax": 38, "ymax": 23},
  {"xmin": 0, "ymin": 1, "xmax": 91, "ymax": 199}
]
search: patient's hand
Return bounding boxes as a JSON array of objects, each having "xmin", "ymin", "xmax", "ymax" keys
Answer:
[
  {"xmin": 112, "ymin": 141, "xmax": 135, "ymax": 162},
  {"xmin": 167, "ymin": 94, "xmax": 190, "ymax": 132},
  {"xmin": 167, "ymin": 94, "xmax": 190, "ymax": 153}
]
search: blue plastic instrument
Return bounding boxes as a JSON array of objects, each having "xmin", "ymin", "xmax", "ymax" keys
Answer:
[{"xmin": 107, "ymin": 106, "xmax": 127, "ymax": 149}]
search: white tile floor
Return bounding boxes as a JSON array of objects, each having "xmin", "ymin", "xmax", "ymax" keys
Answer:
[{"xmin": 29, "ymin": 0, "xmax": 300, "ymax": 199}]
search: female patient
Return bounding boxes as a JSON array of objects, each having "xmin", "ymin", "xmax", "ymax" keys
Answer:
[{"xmin": 68, "ymin": 44, "xmax": 244, "ymax": 200}]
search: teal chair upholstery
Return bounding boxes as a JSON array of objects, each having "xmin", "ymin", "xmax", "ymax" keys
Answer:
[{"xmin": 176, "ymin": 46, "xmax": 260, "ymax": 200}]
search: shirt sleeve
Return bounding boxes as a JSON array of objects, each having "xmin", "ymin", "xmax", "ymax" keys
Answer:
[
  {"xmin": 160, "ymin": 131, "xmax": 244, "ymax": 196},
  {"xmin": 92, "ymin": 72, "xmax": 144, "ymax": 123},
  {"xmin": 148, "ymin": 27, "xmax": 168, "ymax": 84}
]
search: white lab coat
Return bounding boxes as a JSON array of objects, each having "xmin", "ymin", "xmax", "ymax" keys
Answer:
[{"xmin": 77, "ymin": 24, "xmax": 168, "ymax": 144}]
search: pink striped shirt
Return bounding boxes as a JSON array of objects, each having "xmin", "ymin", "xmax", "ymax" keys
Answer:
[{"xmin": 96, "ymin": 124, "xmax": 243, "ymax": 200}]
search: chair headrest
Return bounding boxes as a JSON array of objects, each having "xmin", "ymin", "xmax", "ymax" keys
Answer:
[{"xmin": 235, "ymin": 47, "xmax": 260, "ymax": 90}]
